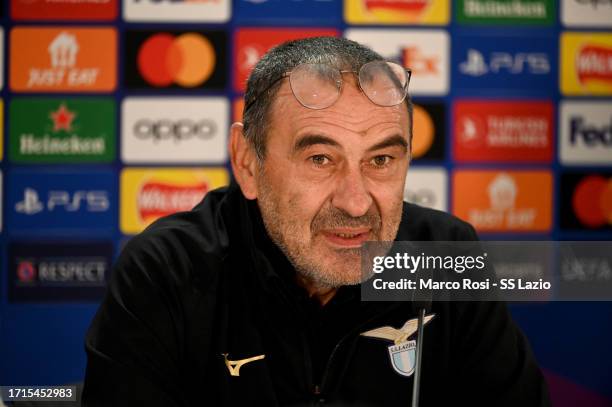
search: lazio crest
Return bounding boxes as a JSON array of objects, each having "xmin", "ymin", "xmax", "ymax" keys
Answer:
[
  {"xmin": 360, "ymin": 314, "xmax": 435, "ymax": 378},
  {"xmin": 388, "ymin": 340, "xmax": 417, "ymax": 377}
]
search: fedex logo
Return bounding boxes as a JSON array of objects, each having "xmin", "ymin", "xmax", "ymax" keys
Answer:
[
  {"xmin": 8, "ymin": 170, "xmax": 116, "ymax": 232},
  {"xmin": 453, "ymin": 34, "xmax": 556, "ymax": 91},
  {"xmin": 560, "ymin": 101, "xmax": 612, "ymax": 165}
]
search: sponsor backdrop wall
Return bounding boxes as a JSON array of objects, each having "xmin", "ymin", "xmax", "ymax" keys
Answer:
[{"xmin": 0, "ymin": 0, "xmax": 611, "ymax": 404}]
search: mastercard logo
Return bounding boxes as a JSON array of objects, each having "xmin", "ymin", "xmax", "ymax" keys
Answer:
[
  {"xmin": 137, "ymin": 33, "xmax": 215, "ymax": 88},
  {"xmin": 572, "ymin": 175, "xmax": 612, "ymax": 228}
]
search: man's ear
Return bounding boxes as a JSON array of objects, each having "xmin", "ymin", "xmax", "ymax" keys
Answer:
[{"xmin": 229, "ymin": 122, "xmax": 259, "ymax": 200}]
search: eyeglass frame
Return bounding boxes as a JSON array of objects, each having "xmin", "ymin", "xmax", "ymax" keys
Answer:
[{"xmin": 243, "ymin": 61, "xmax": 413, "ymax": 114}]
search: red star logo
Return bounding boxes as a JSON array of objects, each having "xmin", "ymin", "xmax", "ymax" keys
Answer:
[{"xmin": 50, "ymin": 103, "xmax": 76, "ymax": 132}]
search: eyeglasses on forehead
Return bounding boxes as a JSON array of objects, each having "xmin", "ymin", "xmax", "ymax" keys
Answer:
[{"xmin": 243, "ymin": 60, "xmax": 412, "ymax": 113}]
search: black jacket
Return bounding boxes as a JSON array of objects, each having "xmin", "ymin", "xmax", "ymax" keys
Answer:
[{"xmin": 83, "ymin": 182, "xmax": 550, "ymax": 406}]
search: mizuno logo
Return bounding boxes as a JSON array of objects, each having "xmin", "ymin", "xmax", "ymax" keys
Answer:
[{"xmin": 222, "ymin": 353, "xmax": 265, "ymax": 377}]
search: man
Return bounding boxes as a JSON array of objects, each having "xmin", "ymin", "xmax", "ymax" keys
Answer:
[{"xmin": 83, "ymin": 37, "xmax": 549, "ymax": 406}]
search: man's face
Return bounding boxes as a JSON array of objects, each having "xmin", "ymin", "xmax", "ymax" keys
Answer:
[{"xmin": 255, "ymin": 75, "xmax": 411, "ymax": 288}]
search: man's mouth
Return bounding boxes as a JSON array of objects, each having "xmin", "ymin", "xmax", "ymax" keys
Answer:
[{"xmin": 321, "ymin": 228, "xmax": 371, "ymax": 248}]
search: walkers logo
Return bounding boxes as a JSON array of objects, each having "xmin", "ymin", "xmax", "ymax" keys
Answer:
[
  {"xmin": 122, "ymin": 97, "xmax": 228, "ymax": 164},
  {"xmin": 561, "ymin": 172, "xmax": 612, "ymax": 230},
  {"xmin": 7, "ymin": 170, "xmax": 115, "ymax": 231},
  {"xmin": 457, "ymin": 0, "xmax": 554, "ymax": 25},
  {"xmin": 120, "ymin": 168, "xmax": 229, "ymax": 234},
  {"xmin": 234, "ymin": 28, "xmax": 338, "ymax": 92},
  {"xmin": 345, "ymin": 29, "xmax": 449, "ymax": 95},
  {"xmin": 10, "ymin": 27, "xmax": 116, "ymax": 92},
  {"xmin": 453, "ymin": 100, "xmax": 553, "ymax": 163},
  {"xmin": 454, "ymin": 35, "xmax": 554, "ymax": 91},
  {"xmin": 404, "ymin": 167, "xmax": 448, "ymax": 212},
  {"xmin": 12, "ymin": 0, "xmax": 117, "ymax": 20},
  {"xmin": 344, "ymin": 0, "xmax": 449, "ymax": 24},
  {"xmin": 9, "ymin": 242, "xmax": 112, "ymax": 302},
  {"xmin": 560, "ymin": 101, "xmax": 612, "ymax": 165},
  {"xmin": 125, "ymin": 30, "xmax": 226, "ymax": 90},
  {"xmin": 412, "ymin": 102, "xmax": 446, "ymax": 160},
  {"xmin": 124, "ymin": 0, "xmax": 230, "ymax": 22},
  {"xmin": 9, "ymin": 98, "xmax": 115, "ymax": 163},
  {"xmin": 561, "ymin": 33, "xmax": 612, "ymax": 95},
  {"xmin": 561, "ymin": 0, "xmax": 612, "ymax": 27},
  {"xmin": 234, "ymin": 0, "xmax": 340, "ymax": 25},
  {"xmin": 453, "ymin": 170, "xmax": 552, "ymax": 232}
]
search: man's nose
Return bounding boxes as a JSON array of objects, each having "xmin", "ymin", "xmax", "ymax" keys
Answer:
[{"xmin": 331, "ymin": 165, "xmax": 373, "ymax": 218}]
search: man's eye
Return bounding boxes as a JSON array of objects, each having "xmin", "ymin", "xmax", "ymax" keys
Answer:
[
  {"xmin": 371, "ymin": 155, "xmax": 392, "ymax": 167},
  {"xmin": 310, "ymin": 155, "xmax": 330, "ymax": 166}
]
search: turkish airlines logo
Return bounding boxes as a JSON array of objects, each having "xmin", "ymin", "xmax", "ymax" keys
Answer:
[
  {"xmin": 233, "ymin": 28, "xmax": 338, "ymax": 92},
  {"xmin": 459, "ymin": 49, "xmax": 550, "ymax": 76},
  {"xmin": 453, "ymin": 170, "xmax": 552, "ymax": 232},
  {"xmin": 454, "ymin": 100, "xmax": 553, "ymax": 162},
  {"xmin": 10, "ymin": 28, "xmax": 116, "ymax": 92},
  {"xmin": 15, "ymin": 188, "xmax": 109, "ymax": 215},
  {"xmin": 137, "ymin": 33, "xmax": 215, "ymax": 87},
  {"xmin": 576, "ymin": 44, "xmax": 612, "ymax": 85},
  {"xmin": 138, "ymin": 181, "xmax": 208, "ymax": 222}
]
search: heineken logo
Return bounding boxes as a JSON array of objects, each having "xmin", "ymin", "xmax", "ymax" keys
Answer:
[
  {"xmin": 458, "ymin": 0, "xmax": 554, "ymax": 23},
  {"xmin": 50, "ymin": 103, "xmax": 76, "ymax": 132},
  {"xmin": 10, "ymin": 98, "xmax": 115, "ymax": 163}
]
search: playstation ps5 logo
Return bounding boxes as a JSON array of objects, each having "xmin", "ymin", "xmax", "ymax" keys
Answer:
[
  {"xmin": 15, "ymin": 188, "xmax": 110, "ymax": 215},
  {"xmin": 460, "ymin": 49, "xmax": 550, "ymax": 77}
]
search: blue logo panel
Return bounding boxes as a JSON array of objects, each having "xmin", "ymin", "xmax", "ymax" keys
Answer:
[
  {"xmin": 452, "ymin": 33, "xmax": 557, "ymax": 94},
  {"xmin": 7, "ymin": 169, "xmax": 116, "ymax": 233},
  {"xmin": 234, "ymin": 0, "xmax": 341, "ymax": 25}
]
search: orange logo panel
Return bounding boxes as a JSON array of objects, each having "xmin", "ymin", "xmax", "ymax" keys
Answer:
[
  {"xmin": 10, "ymin": 27, "xmax": 117, "ymax": 92},
  {"xmin": 453, "ymin": 170, "xmax": 552, "ymax": 233}
]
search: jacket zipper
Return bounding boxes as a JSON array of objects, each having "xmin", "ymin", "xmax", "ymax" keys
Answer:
[{"xmin": 314, "ymin": 303, "xmax": 403, "ymax": 403}]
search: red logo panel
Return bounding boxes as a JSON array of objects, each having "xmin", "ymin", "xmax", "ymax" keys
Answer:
[
  {"xmin": 234, "ymin": 28, "xmax": 338, "ymax": 92},
  {"xmin": 11, "ymin": 0, "xmax": 117, "ymax": 20},
  {"xmin": 453, "ymin": 100, "xmax": 554, "ymax": 163}
]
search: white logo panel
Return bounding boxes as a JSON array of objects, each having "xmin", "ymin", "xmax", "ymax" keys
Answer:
[
  {"xmin": 560, "ymin": 101, "xmax": 612, "ymax": 165},
  {"xmin": 124, "ymin": 0, "xmax": 231, "ymax": 22},
  {"xmin": 121, "ymin": 97, "xmax": 228, "ymax": 164},
  {"xmin": 404, "ymin": 167, "xmax": 448, "ymax": 212},
  {"xmin": 344, "ymin": 29, "xmax": 449, "ymax": 96},
  {"xmin": 561, "ymin": 0, "xmax": 612, "ymax": 27}
]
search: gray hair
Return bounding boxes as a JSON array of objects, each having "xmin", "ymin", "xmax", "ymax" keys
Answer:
[{"xmin": 242, "ymin": 36, "xmax": 413, "ymax": 160}]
